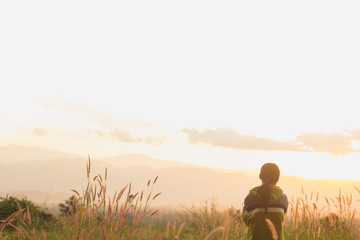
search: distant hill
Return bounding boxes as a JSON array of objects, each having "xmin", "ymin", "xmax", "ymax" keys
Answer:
[
  {"xmin": 100, "ymin": 154, "xmax": 200, "ymax": 169},
  {"xmin": 1, "ymin": 157, "xmax": 360, "ymax": 209},
  {"xmin": 0, "ymin": 157, "xmax": 255, "ymax": 206},
  {"xmin": 1, "ymin": 144, "xmax": 360, "ymax": 210},
  {"xmin": 0, "ymin": 144, "xmax": 80, "ymax": 164}
]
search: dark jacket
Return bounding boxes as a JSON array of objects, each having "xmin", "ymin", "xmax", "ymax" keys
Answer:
[{"xmin": 242, "ymin": 185, "xmax": 288, "ymax": 240}]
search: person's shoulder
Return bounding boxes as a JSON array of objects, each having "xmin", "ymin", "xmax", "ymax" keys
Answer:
[
  {"xmin": 244, "ymin": 192, "xmax": 257, "ymax": 201},
  {"xmin": 243, "ymin": 191, "xmax": 261, "ymax": 212},
  {"xmin": 244, "ymin": 186, "xmax": 260, "ymax": 202},
  {"xmin": 275, "ymin": 193, "xmax": 289, "ymax": 212},
  {"xmin": 278, "ymin": 193, "xmax": 288, "ymax": 203},
  {"xmin": 276, "ymin": 186, "xmax": 288, "ymax": 201}
]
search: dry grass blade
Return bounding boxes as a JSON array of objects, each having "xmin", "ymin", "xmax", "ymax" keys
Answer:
[
  {"xmin": 71, "ymin": 189, "xmax": 80, "ymax": 197},
  {"xmin": 92, "ymin": 185, "xmax": 97, "ymax": 202},
  {"xmin": 176, "ymin": 222, "xmax": 185, "ymax": 239},
  {"xmin": 112, "ymin": 190, "xmax": 118, "ymax": 204},
  {"xmin": 265, "ymin": 218, "xmax": 278, "ymax": 240},
  {"xmin": 354, "ymin": 185, "xmax": 360, "ymax": 194},
  {"xmin": 9, "ymin": 223, "xmax": 21, "ymax": 232},
  {"xmin": 156, "ymin": 232, "xmax": 166, "ymax": 240},
  {"xmin": 204, "ymin": 226, "xmax": 225, "ymax": 240},
  {"xmin": 152, "ymin": 192, "xmax": 162, "ymax": 200},
  {"xmin": 138, "ymin": 227, "xmax": 145, "ymax": 240},
  {"xmin": 165, "ymin": 221, "xmax": 170, "ymax": 238},
  {"xmin": 172, "ymin": 220, "xmax": 177, "ymax": 236},
  {"xmin": 128, "ymin": 183, "xmax": 132, "ymax": 199},
  {"xmin": 2, "ymin": 209, "xmax": 25, "ymax": 226},
  {"xmin": 133, "ymin": 192, "xmax": 139, "ymax": 199},
  {"xmin": 138, "ymin": 209, "xmax": 152, "ymax": 223},
  {"xmin": 14, "ymin": 199, "xmax": 22, "ymax": 211},
  {"xmin": 222, "ymin": 214, "xmax": 230, "ymax": 240},
  {"xmin": 41, "ymin": 226, "xmax": 47, "ymax": 240},
  {"xmin": 87, "ymin": 227, "xmax": 96, "ymax": 239},
  {"xmin": 26, "ymin": 206, "xmax": 31, "ymax": 224},
  {"xmin": 293, "ymin": 198, "xmax": 299, "ymax": 230},
  {"xmin": 116, "ymin": 185, "xmax": 128, "ymax": 202},
  {"xmin": 87, "ymin": 155, "xmax": 91, "ymax": 178},
  {"xmin": 151, "ymin": 210, "xmax": 159, "ymax": 217}
]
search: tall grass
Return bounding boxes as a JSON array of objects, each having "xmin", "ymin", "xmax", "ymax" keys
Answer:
[
  {"xmin": 1, "ymin": 157, "xmax": 360, "ymax": 239},
  {"xmin": 0, "ymin": 156, "xmax": 183, "ymax": 239},
  {"xmin": 173, "ymin": 189, "xmax": 360, "ymax": 240},
  {"xmin": 283, "ymin": 188, "xmax": 358, "ymax": 239}
]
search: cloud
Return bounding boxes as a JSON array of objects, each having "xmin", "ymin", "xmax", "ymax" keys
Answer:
[
  {"xmin": 345, "ymin": 128, "xmax": 360, "ymax": 140},
  {"xmin": 183, "ymin": 128, "xmax": 303, "ymax": 151},
  {"xmin": 32, "ymin": 128, "xmax": 48, "ymax": 136},
  {"xmin": 110, "ymin": 129, "xmax": 166, "ymax": 145},
  {"xmin": 88, "ymin": 129, "xmax": 105, "ymax": 137},
  {"xmin": 110, "ymin": 129, "xmax": 137, "ymax": 143},
  {"xmin": 139, "ymin": 136, "xmax": 166, "ymax": 145},
  {"xmin": 89, "ymin": 128, "xmax": 166, "ymax": 145},
  {"xmin": 42, "ymin": 101, "xmax": 159, "ymax": 128},
  {"xmin": 183, "ymin": 127, "xmax": 360, "ymax": 156},
  {"xmin": 296, "ymin": 132, "xmax": 356, "ymax": 156}
]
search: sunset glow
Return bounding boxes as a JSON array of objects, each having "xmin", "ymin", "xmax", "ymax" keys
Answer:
[{"xmin": 1, "ymin": 0, "xmax": 360, "ymax": 181}]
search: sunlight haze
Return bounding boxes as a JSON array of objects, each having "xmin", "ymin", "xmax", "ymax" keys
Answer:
[{"xmin": 1, "ymin": 0, "xmax": 360, "ymax": 182}]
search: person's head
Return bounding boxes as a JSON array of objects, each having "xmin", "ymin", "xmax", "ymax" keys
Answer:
[
  {"xmin": 257, "ymin": 163, "xmax": 281, "ymax": 209},
  {"xmin": 259, "ymin": 163, "xmax": 280, "ymax": 185}
]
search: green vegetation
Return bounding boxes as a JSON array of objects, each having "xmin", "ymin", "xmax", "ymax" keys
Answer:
[
  {"xmin": 0, "ymin": 196, "xmax": 50, "ymax": 221},
  {"xmin": 0, "ymin": 196, "xmax": 52, "ymax": 232},
  {"xmin": 58, "ymin": 196, "xmax": 77, "ymax": 216},
  {"xmin": 1, "ymin": 157, "xmax": 360, "ymax": 239}
]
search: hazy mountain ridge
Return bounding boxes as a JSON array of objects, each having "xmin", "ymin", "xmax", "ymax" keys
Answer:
[
  {"xmin": 0, "ymin": 144, "xmax": 80, "ymax": 164},
  {"xmin": 101, "ymin": 154, "xmax": 199, "ymax": 169},
  {"xmin": 1, "ymin": 144, "xmax": 360, "ymax": 209}
]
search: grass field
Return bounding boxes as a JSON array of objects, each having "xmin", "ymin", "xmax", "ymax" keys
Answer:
[{"xmin": 1, "ymin": 158, "xmax": 360, "ymax": 239}]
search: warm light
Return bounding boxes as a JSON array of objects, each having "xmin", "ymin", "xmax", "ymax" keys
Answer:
[{"xmin": 351, "ymin": 140, "xmax": 360, "ymax": 151}]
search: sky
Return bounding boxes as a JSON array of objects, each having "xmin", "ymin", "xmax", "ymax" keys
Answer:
[{"xmin": 1, "ymin": 0, "xmax": 360, "ymax": 180}]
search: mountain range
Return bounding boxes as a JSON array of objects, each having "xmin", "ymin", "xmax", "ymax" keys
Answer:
[{"xmin": 1, "ymin": 144, "xmax": 360, "ymax": 211}]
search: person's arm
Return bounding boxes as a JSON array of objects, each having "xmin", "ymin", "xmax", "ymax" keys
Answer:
[
  {"xmin": 241, "ymin": 194, "xmax": 253, "ymax": 226},
  {"xmin": 276, "ymin": 194, "xmax": 289, "ymax": 214},
  {"xmin": 241, "ymin": 210, "xmax": 251, "ymax": 226},
  {"xmin": 283, "ymin": 194, "xmax": 289, "ymax": 214}
]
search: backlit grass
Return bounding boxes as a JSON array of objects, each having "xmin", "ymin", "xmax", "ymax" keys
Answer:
[{"xmin": 1, "ymin": 157, "xmax": 360, "ymax": 239}]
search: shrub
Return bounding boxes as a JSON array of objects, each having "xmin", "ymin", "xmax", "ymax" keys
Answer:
[
  {"xmin": 58, "ymin": 195, "xmax": 77, "ymax": 216},
  {"xmin": 0, "ymin": 196, "xmax": 52, "ymax": 223}
]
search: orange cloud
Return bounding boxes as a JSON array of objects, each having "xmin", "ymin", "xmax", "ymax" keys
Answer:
[
  {"xmin": 183, "ymin": 128, "xmax": 303, "ymax": 151},
  {"xmin": 43, "ymin": 101, "xmax": 159, "ymax": 128},
  {"xmin": 110, "ymin": 129, "xmax": 166, "ymax": 145},
  {"xmin": 32, "ymin": 128, "xmax": 48, "ymax": 136},
  {"xmin": 88, "ymin": 128, "xmax": 166, "ymax": 145},
  {"xmin": 183, "ymin": 127, "xmax": 360, "ymax": 156},
  {"xmin": 346, "ymin": 128, "xmax": 360, "ymax": 140},
  {"xmin": 110, "ymin": 129, "xmax": 136, "ymax": 143},
  {"xmin": 296, "ymin": 132, "xmax": 355, "ymax": 156},
  {"xmin": 88, "ymin": 129, "xmax": 105, "ymax": 137}
]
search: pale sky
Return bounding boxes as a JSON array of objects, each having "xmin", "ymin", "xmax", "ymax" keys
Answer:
[{"xmin": 1, "ymin": 0, "xmax": 360, "ymax": 179}]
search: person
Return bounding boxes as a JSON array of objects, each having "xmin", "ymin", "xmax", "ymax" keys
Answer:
[{"xmin": 242, "ymin": 163, "xmax": 288, "ymax": 240}]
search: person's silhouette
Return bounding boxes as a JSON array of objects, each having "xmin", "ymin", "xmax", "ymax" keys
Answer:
[{"xmin": 242, "ymin": 163, "xmax": 288, "ymax": 240}]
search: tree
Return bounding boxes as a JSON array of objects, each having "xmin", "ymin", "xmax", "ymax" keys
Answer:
[
  {"xmin": 58, "ymin": 195, "xmax": 78, "ymax": 215},
  {"xmin": 0, "ymin": 196, "xmax": 52, "ymax": 228}
]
